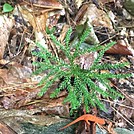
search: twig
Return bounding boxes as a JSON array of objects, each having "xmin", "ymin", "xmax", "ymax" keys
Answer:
[
  {"xmin": 113, "ymin": 84, "xmax": 134, "ymax": 103},
  {"xmin": 112, "ymin": 106, "xmax": 134, "ymax": 127},
  {"xmin": 100, "ymin": 99, "xmax": 134, "ymax": 110}
]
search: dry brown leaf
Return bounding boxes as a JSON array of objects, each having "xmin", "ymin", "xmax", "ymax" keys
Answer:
[
  {"xmin": 0, "ymin": 69, "xmax": 9, "ymax": 86},
  {"xmin": 1, "ymin": 86, "xmax": 69, "ymax": 116},
  {"xmin": 39, "ymin": 97, "xmax": 69, "ymax": 116},
  {"xmin": 0, "ymin": 59, "xmax": 9, "ymax": 65},
  {"xmin": 1, "ymin": 87, "xmax": 40, "ymax": 109},
  {"xmin": 0, "ymin": 16, "xmax": 14, "ymax": 59},
  {"xmin": 106, "ymin": 40, "xmax": 134, "ymax": 55},
  {"xmin": 58, "ymin": 24, "xmax": 70, "ymax": 42},
  {"xmin": 21, "ymin": 0, "xmax": 62, "ymax": 9},
  {"xmin": 0, "ymin": 62, "xmax": 32, "ymax": 87},
  {"xmin": 99, "ymin": 0, "xmax": 114, "ymax": 4},
  {"xmin": 79, "ymin": 52, "xmax": 98, "ymax": 70},
  {"xmin": 35, "ymin": 13, "xmax": 48, "ymax": 32},
  {"xmin": 74, "ymin": 4, "xmax": 88, "ymax": 24},
  {"xmin": 75, "ymin": 0, "xmax": 85, "ymax": 8},
  {"xmin": 17, "ymin": 5, "xmax": 48, "ymax": 32},
  {"xmin": 16, "ymin": 3, "xmax": 62, "ymax": 48},
  {"xmin": 47, "ymin": 13, "xmax": 61, "ymax": 28},
  {"xmin": 32, "ymin": 0, "xmax": 63, "ymax": 9},
  {"xmin": 114, "ymin": 99, "xmax": 134, "ymax": 128},
  {"xmin": 103, "ymin": 120, "xmax": 117, "ymax": 134},
  {"xmin": 78, "ymin": 4, "xmax": 113, "ymax": 30},
  {"xmin": 107, "ymin": 122, "xmax": 117, "ymax": 134}
]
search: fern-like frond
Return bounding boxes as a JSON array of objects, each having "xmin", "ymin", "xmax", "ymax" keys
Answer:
[
  {"xmin": 33, "ymin": 27, "xmax": 131, "ymax": 114},
  {"xmin": 91, "ymin": 42, "xmax": 116, "ymax": 68},
  {"xmin": 65, "ymin": 27, "xmax": 72, "ymax": 47},
  {"xmin": 91, "ymin": 62, "xmax": 129, "ymax": 70},
  {"xmin": 73, "ymin": 28, "xmax": 91, "ymax": 59}
]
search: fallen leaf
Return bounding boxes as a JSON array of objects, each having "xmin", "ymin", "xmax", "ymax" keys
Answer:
[
  {"xmin": 1, "ymin": 87, "xmax": 40, "ymax": 109},
  {"xmin": 99, "ymin": 0, "xmax": 114, "ymax": 4},
  {"xmin": 107, "ymin": 122, "xmax": 117, "ymax": 134},
  {"xmin": 0, "ymin": 69, "xmax": 8, "ymax": 86},
  {"xmin": 114, "ymin": 99, "xmax": 134, "ymax": 128},
  {"xmin": 106, "ymin": 40, "xmax": 134, "ymax": 55},
  {"xmin": 75, "ymin": 0, "xmax": 84, "ymax": 8},
  {"xmin": 58, "ymin": 24, "xmax": 70, "ymax": 43},
  {"xmin": 0, "ymin": 15, "xmax": 14, "ymax": 59},
  {"xmin": 79, "ymin": 52, "xmax": 98, "ymax": 70},
  {"xmin": 16, "ymin": 5, "xmax": 48, "ymax": 32},
  {"xmin": 74, "ymin": 4, "xmax": 88, "ymax": 24},
  {"xmin": 32, "ymin": 0, "xmax": 63, "ymax": 9},
  {"xmin": 78, "ymin": 4, "xmax": 113, "ymax": 30},
  {"xmin": 0, "ymin": 62, "xmax": 32, "ymax": 87}
]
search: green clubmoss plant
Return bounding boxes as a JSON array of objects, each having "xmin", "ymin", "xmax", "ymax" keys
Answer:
[{"xmin": 32, "ymin": 27, "xmax": 131, "ymax": 114}]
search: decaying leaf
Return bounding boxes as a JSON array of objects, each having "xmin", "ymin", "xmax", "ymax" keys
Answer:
[
  {"xmin": 99, "ymin": 0, "xmax": 114, "ymax": 4},
  {"xmin": 75, "ymin": 0, "xmax": 85, "ymax": 8},
  {"xmin": 0, "ymin": 15, "xmax": 14, "ymax": 59},
  {"xmin": 106, "ymin": 40, "xmax": 134, "ymax": 55},
  {"xmin": 74, "ymin": 4, "xmax": 88, "ymax": 24},
  {"xmin": 114, "ymin": 99, "xmax": 134, "ymax": 128},
  {"xmin": 0, "ymin": 69, "xmax": 8, "ymax": 86},
  {"xmin": 16, "ymin": 0, "xmax": 63, "ymax": 49},
  {"xmin": 16, "ymin": 5, "xmax": 48, "ymax": 32},
  {"xmin": 58, "ymin": 24, "xmax": 70, "ymax": 42},
  {"xmin": 1, "ymin": 87, "xmax": 39, "ymax": 109},
  {"xmin": 78, "ymin": 4, "xmax": 113, "ymax": 30},
  {"xmin": 0, "ymin": 62, "xmax": 32, "ymax": 87},
  {"xmin": 31, "ymin": 0, "xmax": 63, "ymax": 9},
  {"xmin": 79, "ymin": 52, "xmax": 98, "ymax": 69}
]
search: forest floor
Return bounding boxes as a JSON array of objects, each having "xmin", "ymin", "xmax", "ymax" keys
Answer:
[{"xmin": 0, "ymin": 0, "xmax": 134, "ymax": 134}]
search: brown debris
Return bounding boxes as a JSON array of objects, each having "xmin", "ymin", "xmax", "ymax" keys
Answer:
[
  {"xmin": 106, "ymin": 40, "xmax": 134, "ymax": 55},
  {"xmin": 0, "ymin": 121, "xmax": 16, "ymax": 134}
]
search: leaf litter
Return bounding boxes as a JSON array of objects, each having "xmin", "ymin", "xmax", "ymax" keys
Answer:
[{"xmin": 0, "ymin": 0, "xmax": 134, "ymax": 133}]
